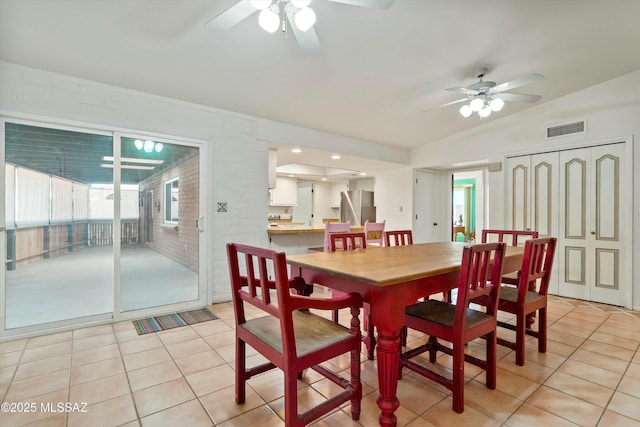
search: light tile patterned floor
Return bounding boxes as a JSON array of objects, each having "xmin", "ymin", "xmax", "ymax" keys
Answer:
[{"xmin": 1, "ymin": 294, "xmax": 640, "ymax": 426}]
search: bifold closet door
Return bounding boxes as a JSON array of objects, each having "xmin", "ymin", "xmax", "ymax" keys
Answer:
[
  {"xmin": 558, "ymin": 143, "xmax": 626, "ymax": 306},
  {"xmin": 506, "ymin": 152, "xmax": 559, "ymax": 293}
]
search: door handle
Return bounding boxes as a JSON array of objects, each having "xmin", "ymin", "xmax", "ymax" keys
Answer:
[
  {"xmin": 591, "ymin": 231, "xmax": 596, "ymax": 235},
  {"xmin": 195, "ymin": 217, "xmax": 205, "ymax": 232}
]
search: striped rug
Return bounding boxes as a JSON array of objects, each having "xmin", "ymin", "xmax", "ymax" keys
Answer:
[{"xmin": 133, "ymin": 308, "xmax": 218, "ymax": 335}]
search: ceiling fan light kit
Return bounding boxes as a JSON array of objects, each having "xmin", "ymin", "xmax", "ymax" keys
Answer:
[
  {"xmin": 294, "ymin": 6, "xmax": 316, "ymax": 31},
  {"xmin": 439, "ymin": 66, "xmax": 544, "ymax": 119},
  {"xmin": 206, "ymin": 0, "xmax": 395, "ymax": 54},
  {"xmin": 460, "ymin": 95, "xmax": 504, "ymax": 118},
  {"xmin": 254, "ymin": 0, "xmax": 317, "ymax": 34}
]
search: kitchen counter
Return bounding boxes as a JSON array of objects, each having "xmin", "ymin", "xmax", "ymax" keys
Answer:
[{"xmin": 268, "ymin": 224, "xmax": 366, "ymax": 255}]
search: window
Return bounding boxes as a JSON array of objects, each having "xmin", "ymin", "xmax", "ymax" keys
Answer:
[{"xmin": 164, "ymin": 178, "xmax": 179, "ymax": 223}]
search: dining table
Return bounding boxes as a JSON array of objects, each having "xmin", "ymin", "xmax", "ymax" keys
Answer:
[{"xmin": 287, "ymin": 241, "xmax": 524, "ymax": 427}]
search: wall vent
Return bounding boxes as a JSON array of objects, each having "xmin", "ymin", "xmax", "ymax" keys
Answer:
[{"xmin": 546, "ymin": 120, "xmax": 585, "ymax": 138}]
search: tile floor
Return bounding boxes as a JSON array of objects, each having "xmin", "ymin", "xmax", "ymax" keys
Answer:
[{"xmin": 2, "ymin": 292, "xmax": 640, "ymax": 427}]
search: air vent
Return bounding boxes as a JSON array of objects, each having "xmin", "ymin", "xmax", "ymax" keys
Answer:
[{"xmin": 546, "ymin": 120, "xmax": 585, "ymax": 138}]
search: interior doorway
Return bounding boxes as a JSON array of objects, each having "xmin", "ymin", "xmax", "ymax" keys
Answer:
[{"xmin": 451, "ymin": 170, "xmax": 485, "ymax": 242}]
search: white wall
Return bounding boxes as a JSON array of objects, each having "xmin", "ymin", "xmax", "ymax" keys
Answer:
[
  {"xmin": 411, "ymin": 69, "xmax": 640, "ymax": 310},
  {"xmin": 311, "ymin": 181, "xmax": 338, "ymax": 226},
  {"xmin": 374, "ymin": 165, "xmax": 414, "ymax": 230}
]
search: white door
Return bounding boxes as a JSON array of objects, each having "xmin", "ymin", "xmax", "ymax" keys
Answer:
[
  {"xmin": 558, "ymin": 143, "xmax": 627, "ymax": 306},
  {"xmin": 507, "ymin": 152, "xmax": 560, "ymax": 293},
  {"xmin": 294, "ymin": 182, "xmax": 313, "ymax": 226},
  {"xmin": 506, "ymin": 156, "xmax": 532, "ymax": 231},
  {"xmin": 413, "ymin": 170, "xmax": 441, "ymax": 243},
  {"xmin": 507, "ymin": 153, "xmax": 559, "ymax": 234}
]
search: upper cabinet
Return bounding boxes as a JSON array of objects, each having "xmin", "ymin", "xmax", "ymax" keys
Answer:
[
  {"xmin": 330, "ymin": 182, "xmax": 348, "ymax": 208},
  {"xmin": 269, "ymin": 177, "xmax": 297, "ymax": 206}
]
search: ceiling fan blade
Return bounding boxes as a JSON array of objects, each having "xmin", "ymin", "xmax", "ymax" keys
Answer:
[
  {"xmin": 285, "ymin": 8, "xmax": 321, "ymax": 54},
  {"xmin": 439, "ymin": 97, "xmax": 470, "ymax": 108},
  {"xmin": 421, "ymin": 97, "xmax": 468, "ymax": 113},
  {"xmin": 491, "ymin": 73, "xmax": 545, "ymax": 93},
  {"xmin": 204, "ymin": 1, "xmax": 256, "ymax": 32},
  {"xmin": 496, "ymin": 93, "xmax": 542, "ymax": 103},
  {"xmin": 445, "ymin": 86, "xmax": 479, "ymax": 96},
  {"xmin": 328, "ymin": 0, "xmax": 395, "ymax": 9}
]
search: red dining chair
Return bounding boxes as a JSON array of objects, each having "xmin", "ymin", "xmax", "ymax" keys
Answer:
[
  {"xmin": 227, "ymin": 243, "xmax": 363, "ymax": 426},
  {"xmin": 482, "ymin": 229, "xmax": 539, "ymax": 284},
  {"xmin": 323, "ymin": 221, "xmax": 351, "ymax": 251},
  {"xmin": 401, "ymin": 242, "xmax": 506, "ymax": 413},
  {"xmin": 329, "ymin": 232, "xmax": 376, "ymax": 360},
  {"xmin": 384, "ymin": 229, "xmax": 413, "ymax": 247},
  {"xmin": 472, "ymin": 237, "xmax": 557, "ymax": 365},
  {"xmin": 329, "ymin": 231, "xmax": 367, "ymax": 251},
  {"xmin": 364, "ymin": 220, "xmax": 385, "ymax": 246}
]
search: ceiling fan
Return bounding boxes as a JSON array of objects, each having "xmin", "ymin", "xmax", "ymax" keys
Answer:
[
  {"xmin": 204, "ymin": 0, "xmax": 395, "ymax": 54},
  {"xmin": 436, "ymin": 67, "xmax": 545, "ymax": 118}
]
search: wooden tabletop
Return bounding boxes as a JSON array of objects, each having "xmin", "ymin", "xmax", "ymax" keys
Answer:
[{"xmin": 287, "ymin": 241, "xmax": 524, "ymax": 287}]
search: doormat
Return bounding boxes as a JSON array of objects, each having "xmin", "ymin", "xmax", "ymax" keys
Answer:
[{"xmin": 133, "ymin": 308, "xmax": 218, "ymax": 335}]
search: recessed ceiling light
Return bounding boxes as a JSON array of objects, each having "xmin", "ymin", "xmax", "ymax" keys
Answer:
[
  {"xmin": 331, "ymin": 154, "xmax": 341, "ymax": 160},
  {"xmin": 359, "ymin": 172, "xmax": 367, "ymax": 176},
  {"xmin": 288, "ymin": 174, "xmax": 295, "ymax": 178},
  {"xmin": 291, "ymin": 148, "xmax": 302, "ymax": 153},
  {"xmin": 321, "ymin": 177, "xmax": 327, "ymax": 181}
]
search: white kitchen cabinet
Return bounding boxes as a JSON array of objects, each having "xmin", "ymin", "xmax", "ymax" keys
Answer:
[
  {"xmin": 330, "ymin": 182, "xmax": 348, "ymax": 208},
  {"xmin": 269, "ymin": 176, "xmax": 297, "ymax": 206}
]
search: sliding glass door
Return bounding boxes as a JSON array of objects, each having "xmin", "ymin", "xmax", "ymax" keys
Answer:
[
  {"xmin": 2, "ymin": 120, "xmax": 204, "ymax": 334},
  {"xmin": 118, "ymin": 134, "xmax": 200, "ymax": 312},
  {"xmin": 3, "ymin": 122, "xmax": 114, "ymax": 329}
]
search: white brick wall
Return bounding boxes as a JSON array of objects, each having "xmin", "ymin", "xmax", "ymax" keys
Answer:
[{"xmin": 0, "ymin": 61, "xmax": 268, "ymax": 304}]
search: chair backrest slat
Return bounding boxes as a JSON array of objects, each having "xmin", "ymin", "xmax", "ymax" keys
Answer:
[
  {"xmin": 364, "ymin": 220, "xmax": 385, "ymax": 246},
  {"xmin": 518, "ymin": 237, "xmax": 557, "ymax": 299},
  {"xmin": 227, "ymin": 243, "xmax": 293, "ymax": 336},
  {"xmin": 384, "ymin": 230, "xmax": 413, "ymax": 247},
  {"xmin": 481, "ymin": 229, "xmax": 539, "ymax": 246},
  {"xmin": 324, "ymin": 222, "xmax": 351, "ymax": 251},
  {"xmin": 329, "ymin": 232, "xmax": 367, "ymax": 252},
  {"xmin": 456, "ymin": 242, "xmax": 506, "ymax": 327}
]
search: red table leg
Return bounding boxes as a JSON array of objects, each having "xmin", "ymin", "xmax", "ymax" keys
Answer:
[{"xmin": 375, "ymin": 331, "xmax": 401, "ymax": 427}]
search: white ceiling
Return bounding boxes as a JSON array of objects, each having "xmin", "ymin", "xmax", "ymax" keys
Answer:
[{"xmin": 2, "ymin": 0, "xmax": 640, "ymax": 176}]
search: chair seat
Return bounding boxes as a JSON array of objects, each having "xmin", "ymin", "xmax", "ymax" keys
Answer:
[
  {"xmin": 405, "ymin": 299, "xmax": 493, "ymax": 329},
  {"xmin": 498, "ymin": 286, "xmax": 546, "ymax": 305},
  {"xmin": 242, "ymin": 311, "xmax": 354, "ymax": 358}
]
